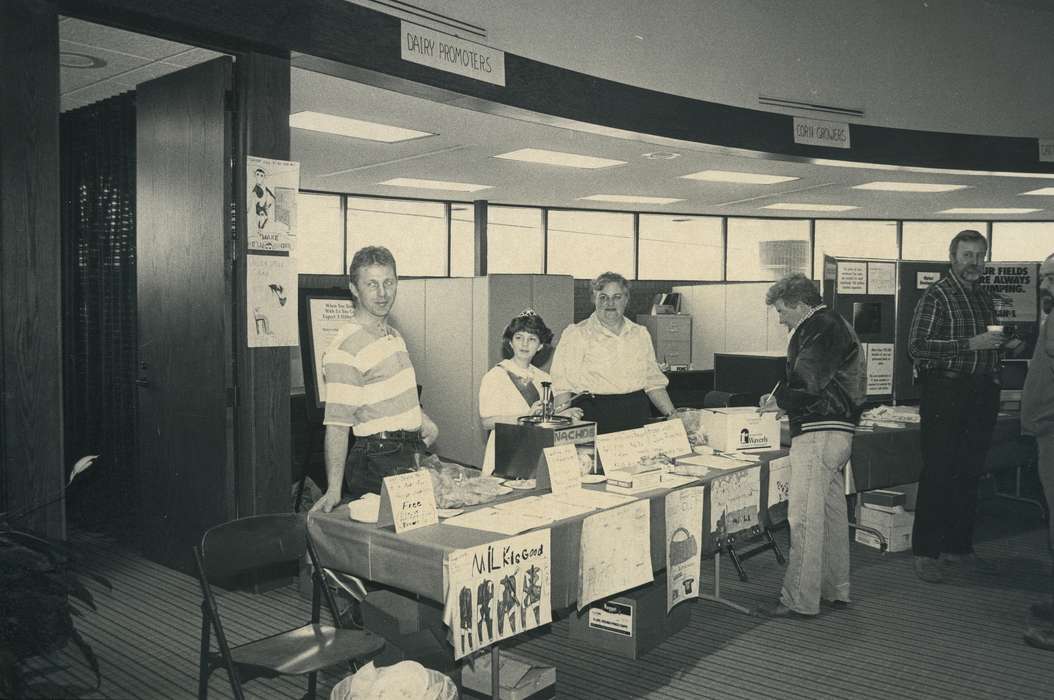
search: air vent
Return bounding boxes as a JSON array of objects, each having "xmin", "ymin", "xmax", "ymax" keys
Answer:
[
  {"xmin": 758, "ymin": 95, "xmax": 864, "ymax": 118},
  {"xmin": 356, "ymin": 0, "xmax": 487, "ymax": 40}
]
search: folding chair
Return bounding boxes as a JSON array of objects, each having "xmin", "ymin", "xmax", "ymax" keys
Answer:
[{"xmin": 194, "ymin": 513, "xmax": 384, "ymax": 699}]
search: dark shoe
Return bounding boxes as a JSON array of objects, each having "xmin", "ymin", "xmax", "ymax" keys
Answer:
[
  {"xmin": 914, "ymin": 556, "xmax": 944, "ymax": 583},
  {"xmin": 754, "ymin": 602, "xmax": 815, "ymax": 619},
  {"xmin": 822, "ymin": 599, "xmax": 850, "ymax": 610},
  {"xmin": 942, "ymin": 552, "xmax": 999, "ymax": 575},
  {"xmin": 1028, "ymin": 601, "xmax": 1054, "ymax": 622},
  {"xmin": 1024, "ymin": 625, "xmax": 1054, "ymax": 651}
]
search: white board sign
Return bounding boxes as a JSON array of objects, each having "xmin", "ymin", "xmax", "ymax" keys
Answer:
[
  {"xmin": 865, "ymin": 343, "xmax": 894, "ymax": 395},
  {"xmin": 916, "ymin": 271, "xmax": 941, "ymax": 290},
  {"xmin": 836, "ymin": 261, "xmax": 867, "ymax": 295},
  {"xmin": 867, "ymin": 262, "xmax": 896, "ymax": 296},
  {"xmin": 401, "ymin": 21, "xmax": 506, "ymax": 87},
  {"xmin": 793, "ymin": 117, "xmax": 851, "ymax": 149},
  {"xmin": 308, "ymin": 297, "xmax": 355, "ymax": 406},
  {"xmin": 378, "ymin": 471, "xmax": 438, "ymax": 533}
]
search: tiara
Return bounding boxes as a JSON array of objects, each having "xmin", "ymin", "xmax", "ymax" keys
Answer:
[{"xmin": 516, "ymin": 308, "xmax": 538, "ymax": 319}]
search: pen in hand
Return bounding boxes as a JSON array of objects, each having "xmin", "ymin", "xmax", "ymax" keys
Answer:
[{"xmin": 758, "ymin": 380, "xmax": 781, "ymax": 414}]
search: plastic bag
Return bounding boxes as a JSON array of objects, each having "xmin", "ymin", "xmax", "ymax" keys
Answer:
[{"xmin": 330, "ymin": 661, "xmax": 458, "ymax": 700}]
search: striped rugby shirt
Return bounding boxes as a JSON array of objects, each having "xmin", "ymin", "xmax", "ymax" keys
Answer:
[
  {"xmin": 908, "ymin": 271, "xmax": 999, "ymax": 375},
  {"xmin": 322, "ymin": 320, "xmax": 422, "ymax": 435}
]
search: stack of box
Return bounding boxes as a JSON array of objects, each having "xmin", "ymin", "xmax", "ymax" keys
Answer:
[{"xmin": 854, "ymin": 490, "xmax": 913, "ymax": 552}]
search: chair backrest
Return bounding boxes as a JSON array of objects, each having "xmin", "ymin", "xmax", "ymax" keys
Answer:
[{"xmin": 198, "ymin": 513, "xmax": 307, "ymax": 581}]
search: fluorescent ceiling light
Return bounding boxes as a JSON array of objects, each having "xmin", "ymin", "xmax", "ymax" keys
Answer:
[
  {"xmin": 681, "ymin": 169, "xmax": 799, "ymax": 185},
  {"xmin": 763, "ymin": 203, "xmax": 859, "ymax": 212},
  {"xmin": 812, "ymin": 158, "xmax": 1054, "ymax": 180},
  {"xmin": 938, "ymin": 207, "xmax": 1041, "ymax": 214},
  {"xmin": 379, "ymin": 177, "xmax": 492, "ymax": 192},
  {"xmin": 290, "ymin": 111, "xmax": 433, "ymax": 142},
  {"xmin": 852, "ymin": 181, "xmax": 969, "ymax": 193},
  {"xmin": 1021, "ymin": 187, "xmax": 1054, "ymax": 196},
  {"xmin": 578, "ymin": 194, "xmax": 684, "ymax": 205},
  {"xmin": 494, "ymin": 148, "xmax": 625, "ymax": 169}
]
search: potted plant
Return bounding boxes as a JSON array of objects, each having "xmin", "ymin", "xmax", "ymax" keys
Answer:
[{"xmin": 1, "ymin": 457, "xmax": 111, "ymax": 698}]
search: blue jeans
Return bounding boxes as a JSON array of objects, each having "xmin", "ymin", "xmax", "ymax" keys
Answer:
[
  {"xmin": 780, "ymin": 430, "xmax": 852, "ymax": 615},
  {"xmin": 1037, "ymin": 435, "xmax": 1054, "ymax": 557}
]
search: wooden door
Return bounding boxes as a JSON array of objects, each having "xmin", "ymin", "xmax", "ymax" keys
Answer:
[{"xmin": 136, "ymin": 58, "xmax": 235, "ymax": 574}]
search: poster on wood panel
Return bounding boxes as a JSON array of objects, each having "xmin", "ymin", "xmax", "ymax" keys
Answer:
[{"xmin": 246, "ymin": 156, "xmax": 300, "ymax": 252}]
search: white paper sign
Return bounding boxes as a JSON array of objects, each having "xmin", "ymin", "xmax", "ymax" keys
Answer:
[
  {"xmin": 247, "ymin": 156, "xmax": 299, "ymax": 252},
  {"xmin": 578, "ymin": 500, "xmax": 653, "ymax": 610},
  {"xmin": 309, "ymin": 297, "xmax": 355, "ymax": 405},
  {"xmin": 865, "ymin": 343, "xmax": 894, "ymax": 395},
  {"xmin": 867, "ymin": 262, "xmax": 896, "ymax": 296},
  {"xmin": 643, "ymin": 420, "xmax": 693, "ymax": 462},
  {"xmin": 401, "ymin": 20, "xmax": 506, "ymax": 87},
  {"xmin": 836, "ymin": 261, "xmax": 867, "ymax": 294},
  {"xmin": 1040, "ymin": 138, "xmax": 1054, "ymax": 163},
  {"xmin": 378, "ymin": 471, "xmax": 438, "ymax": 533},
  {"xmin": 665, "ymin": 486, "xmax": 704, "ymax": 612},
  {"xmin": 708, "ymin": 466, "xmax": 761, "ymax": 535},
  {"xmin": 246, "ymin": 254, "xmax": 298, "ymax": 347},
  {"xmin": 445, "ymin": 530, "xmax": 551, "ymax": 660},
  {"xmin": 766, "ymin": 456, "xmax": 792, "ymax": 510},
  {"xmin": 595, "ymin": 424, "xmax": 685, "ymax": 474},
  {"xmin": 793, "ymin": 117, "xmax": 851, "ymax": 149},
  {"xmin": 541, "ymin": 444, "xmax": 582, "ymax": 494},
  {"xmin": 917, "ymin": 271, "xmax": 941, "ymax": 289}
]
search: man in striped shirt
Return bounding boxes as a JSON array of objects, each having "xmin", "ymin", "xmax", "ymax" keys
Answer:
[
  {"xmin": 908, "ymin": 229, "xmax": 1005, "ymax": 583},
  {"xmin": 311, "ymin": 246, "xmax": 438, "ymax": 513}
]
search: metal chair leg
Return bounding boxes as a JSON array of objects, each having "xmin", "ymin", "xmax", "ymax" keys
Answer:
[{"xmin": 198, "ymin": 612, "xmax": 211, "ymax": 700}]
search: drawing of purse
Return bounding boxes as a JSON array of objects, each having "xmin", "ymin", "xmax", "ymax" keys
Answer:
[{"xmin": 669, "ymin": 526, "xmax": 698, "ymax": 566}]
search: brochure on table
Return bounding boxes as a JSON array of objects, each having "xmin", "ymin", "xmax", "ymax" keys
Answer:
[
  {"xmin": 444, "ymin": 529, "xmax": 552, "ymax": 660},
  {"xmin": 666, "ymin": 486, "xmax": 705, "ymax": 612}
]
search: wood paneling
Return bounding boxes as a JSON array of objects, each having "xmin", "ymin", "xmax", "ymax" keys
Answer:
[
  {"xmin": 0, "ymin": 0, "xmax": 64, "ymax": 538},
  {"xmin": 136, "ymin": 58, "xmax": 233, "ymax": 573},
  {"xmin": 235, "ymin": 52, "xmax": 292, "ymax": 517}
]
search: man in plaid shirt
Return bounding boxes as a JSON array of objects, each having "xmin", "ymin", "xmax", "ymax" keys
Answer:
[{"xmin": 908, "ymin": 229, "xmax": 1006, "ymax": 583}]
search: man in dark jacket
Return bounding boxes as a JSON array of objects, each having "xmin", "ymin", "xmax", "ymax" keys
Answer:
[{"xmin": 757, "ymin": 273, "xmax": 865, "ymax": 618}]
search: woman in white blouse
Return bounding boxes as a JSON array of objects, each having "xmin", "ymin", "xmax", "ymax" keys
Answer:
[{"xmin": 478, "ymin": 309, "xmax": 583, "ymax": 475}]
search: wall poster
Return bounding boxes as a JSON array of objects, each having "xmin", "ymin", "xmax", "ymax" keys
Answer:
[
  {"xmin": 246, "ymin": 254, "xmax": 297, "ymax": 347},
  {"xmin": 246, "ymin": 155, "xmax": 300, "ymax": 252}
]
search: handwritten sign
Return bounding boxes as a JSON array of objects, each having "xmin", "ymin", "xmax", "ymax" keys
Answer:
[
  {"xmin": 595, "ymin": 428, "xmax": 652, "ymax": 474},
  {"xmin": 578, "ymin": 500, "xmax": 652, "ymax": 610},
  {"xmin": 643, "ymin": 419, "xmax": 693, "ymax": 461},
  {"xmin": 793, "ymin": 117, "xmax": 851, "ymax": 149},
  {"xmin": 444, "ymin": 530, "xmax": 551, "ymax": 659},
  {"xmin": 401, "ymin": 21, "xmax": 506, "ymax": 87},
  {"xmin": 540, "ymin": 444, "xmax": 582, "ymax": 494},
  {"xmin": 378, "ymin": 471, "xmax": 438, "ymax": 533},
  {"xmin": 867, "ymin": 262, "xmax": 896, "ymax": 296}
]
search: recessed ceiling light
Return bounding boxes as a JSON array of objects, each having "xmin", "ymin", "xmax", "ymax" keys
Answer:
[
  {"xmin": 681, "ymin": 170, "xmax": 799, "ymax": 185},
  {"xmin": 290, "ymin": 111, "xmax": 433, "ymax": 143},
  {"xmin": 938, "ymin": 207, "xmax": 1041, "ymax": 214},
  {"xmin": 578, "ymin": 195, "xmax": 684, "ymax": 205},
  {"xmin": 494, "ymin": 148, "xmax": 625, "ymax": 169},
  {"xmin": 379, "ymin": 177, "xmax": 492, "ymax": 192},
  {"xmin": 642, "ymin": 151, "xmax": 681, "ymax": 160},
  {"xmin": 59, "ymin": 51, "xmax": 107, "ymax": 69},
  {"xmin": 852, "ymin": 181, "xmax": 969, "ymax": 193},
  {"xmin": 812, "ymin": 158, "xmax": 1054, "ymax": 180},
  {"xmin": 1021, "ymin": 187, "xmax": 1054, "ymax": 196},
  {"xmin": 763, "ymin": 203, "xmax": 859, "ymax": 212}
]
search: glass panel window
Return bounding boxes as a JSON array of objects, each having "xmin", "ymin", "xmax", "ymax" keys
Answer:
[
  {"xmin": 449, "ymin": 204, "xmax": 476, "ymax": 277},
  {"xmin": 638, "ymin": 215, "xmax": 723, "ymax": 280},
  {"xmin": 991, "ymin": 222, "xmax": 1054, "ymax": 261},
  {"xmin": 726, "ymin": 218, "xmax": 810, "ymax": 281},
  {"xmin": 488, "ymin": 206, "xmax": 544, "ymax": 274},
  {"xmin": 546, "ymin": 209, "xmax": 634, "ymax": 279},
  {"xmin": 813, "ymin": 220, "xmax": 898, "ymax": 278},
  {"xmin": 294, "ymin": 193, "xmax": 344, "ymax": 274},
  {"xmin": 346, "ymin": 197, "xmax": 447, "ymax": 276},
  {"xmin": 902, "ymin": 221, "xmax": 986, "ymax": 261}
]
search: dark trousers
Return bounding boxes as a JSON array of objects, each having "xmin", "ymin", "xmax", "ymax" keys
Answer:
[
  {"xmin": 344, "ymin": 435, "xmax": 427, "ymax": 497},
  {"xmin": 912, "ymin": 373, "xmax": 1000, "ymax": 558},
  {"xmin": 579, "ymin": 390, "xmax": 651, "ymax": 435}
]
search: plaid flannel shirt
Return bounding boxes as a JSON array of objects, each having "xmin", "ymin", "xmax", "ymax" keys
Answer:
[{"xmin": 907, "ymin": 271, "xmax": 999, "ymax": 375}]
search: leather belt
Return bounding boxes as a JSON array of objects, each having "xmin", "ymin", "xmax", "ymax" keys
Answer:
[{"xmin": 364, "ymin": 429, "xmax": 421, "ymax": 441}]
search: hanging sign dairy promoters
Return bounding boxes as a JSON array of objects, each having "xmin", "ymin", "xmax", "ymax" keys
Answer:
[{"xmin": 401, "ymin": 21, "xmax": 506, "ymax": 87}]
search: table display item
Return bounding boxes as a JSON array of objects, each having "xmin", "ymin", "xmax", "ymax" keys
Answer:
[
  {"xmin": 348, "ymin": 494, "xmax": 381, "ymax": 523},
  {"xmin": 494, "ymin": 419, "xmax": 597, "ymax": 481}
]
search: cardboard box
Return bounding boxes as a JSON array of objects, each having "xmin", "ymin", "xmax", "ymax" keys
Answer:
[
  {"xmin": 569, "ymin": 576, "xmax": 690, "ymax": 659},
  {"xmin": 855, "ymin": 505, "xmax": 913, "ymax": 552},
  {"xmin": 605, "ymin": 467, "xmax": 663, "ymax": 494},
  {"xmin": 701, "ymin": 408, "xmax": 780, "ymax": 453},
  {"xmin": 462, "ymin": 650, "xmax": 556, "ymax": 700},
  {"xmin": 861, "ymin": 489, "xmax": 906, "ymax": 512}
]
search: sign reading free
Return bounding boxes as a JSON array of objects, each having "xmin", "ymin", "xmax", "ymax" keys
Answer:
[
  {"xmin": 401, "ymin": 21, "xmax": 506, "ymax": 87},
  {"xmin": 793, "ymin": 117, "xmax": 851, "ymax": 149}
]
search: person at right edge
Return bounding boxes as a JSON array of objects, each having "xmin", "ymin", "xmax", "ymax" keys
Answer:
[
  {"xmin": 907, "ymin": 229, "xmax": 1004, "ymax": 583},
  {"xmin": 1021, "ymin": 253, "xmax": 1054, "ymax": 651}
]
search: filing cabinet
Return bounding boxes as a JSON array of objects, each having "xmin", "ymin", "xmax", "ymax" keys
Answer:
[{"xmin": 637, "ymin": 314, "xmax": 692, "ymax": 366}]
